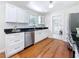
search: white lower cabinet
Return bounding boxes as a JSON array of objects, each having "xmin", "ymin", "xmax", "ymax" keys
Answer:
[
  {"xmin": 5, "ymin": 29, "xmax": 48, "ymax": 57},
  {"xmin": 34, "ymin": 29, "xmax": 48, "ymax": 43},
  {"xmin": 5, "ymin": 33, "xmax": 24, "ymax": 57}
]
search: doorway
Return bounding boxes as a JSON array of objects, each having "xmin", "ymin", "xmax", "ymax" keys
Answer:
[{"xmin": 52, "ymin": 15, "xmax": 64, "ymax": 40}]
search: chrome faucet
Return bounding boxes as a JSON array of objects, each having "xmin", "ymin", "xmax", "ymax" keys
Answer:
[{"xmin": 12, "ymin": 25, "xmax": 20, "ymax": 32}]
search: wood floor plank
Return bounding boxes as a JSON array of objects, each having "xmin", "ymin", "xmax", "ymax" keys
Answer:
[
  {"xmin": 37, "ymin": 40, "xmax": 59, "ymax": 58},
  {"xmin": 0, "ymin": 53, "xmax": 5, "ymax": 58},
  {"xmin": 11, "ymin": 39, "xmax": 53, "ymax": 58},
  {"xmin": 11, "ymin": 38, "xmax": 73, "ymax": 58}
]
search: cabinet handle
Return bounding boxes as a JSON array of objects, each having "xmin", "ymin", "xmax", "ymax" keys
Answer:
[
  {"xmin": 14, "ymin": 40, "xmax": 20, "ymax": 42},
  {"xmin": 14, "ymin": 46, "xmax": 20, "ymax": 50}
]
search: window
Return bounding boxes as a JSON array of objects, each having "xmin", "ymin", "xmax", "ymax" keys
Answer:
[
  {"xmin": 30, "ymin": 15, "xmax": 38, "ymax": 25},
  {"xmin": 30, "ymin": 15, "xmax": 43, "ymax": 24}
]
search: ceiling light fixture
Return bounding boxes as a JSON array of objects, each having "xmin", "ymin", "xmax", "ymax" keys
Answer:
[{"xmin": 49, "ymin": 1, "xmax": 53, "ymax": 8}]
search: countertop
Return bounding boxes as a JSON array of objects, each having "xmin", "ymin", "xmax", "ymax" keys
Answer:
[{"xmin": 4, "ymin": 27, "xmax": 48, "ymax": 34}]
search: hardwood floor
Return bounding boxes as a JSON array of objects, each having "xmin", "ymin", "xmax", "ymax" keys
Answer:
[
  {"xmin": 0, "ymin": 53, "xmax": 5, "ymax": 58},
  {"xmin": 10, "ymin": 38, "xmax": 73, "ymax": 58}
]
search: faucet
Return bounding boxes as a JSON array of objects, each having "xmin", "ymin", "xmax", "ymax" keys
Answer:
[
  {"xmin": 33, "ymin": 24, "xmax": 36, "ymax": 30},
  {"xmin": 12, "ymin": 25, "xmax": 20, "ymax": 32}
]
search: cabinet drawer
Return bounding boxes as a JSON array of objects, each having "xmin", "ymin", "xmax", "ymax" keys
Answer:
[
  {"xmin": 5, "ymin": 41, "xmax": 24, "ymax": 57},
  {"xmin": 6, "ymin": 39, "xmax": 23, "ymax": 46},
  {"xmin": 35, "ymin": 29, "xmax": 48, "ymax": 43},
  {"xmin": 5, "ymin": 33, "xmax": 24, "ymax": 45}
]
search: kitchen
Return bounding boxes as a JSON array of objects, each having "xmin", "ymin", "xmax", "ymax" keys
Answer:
[{"xmin": 0, "ymin": 1, "xmax": 79, "ymax": 58}]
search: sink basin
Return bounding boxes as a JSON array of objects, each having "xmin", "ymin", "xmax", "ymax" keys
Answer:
[{"xmin": 12, "ymin": 29, "xmax": 21, "ymax": 32}]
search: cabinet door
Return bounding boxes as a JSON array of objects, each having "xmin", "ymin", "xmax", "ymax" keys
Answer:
[
  {"xmin": 5, "ymin": 3, "xmax": 16, "ymax": 22},
  {"xmin": 41, "ymin": 29, "xmax": 48, "ymax": 39},
  {"xmin": 5, "ymin": 33, "xmax": 24, "ymax": 57},
  {"xmin": 16, "ymin": 7, "xmax": 29, "ymax": 23},
  {"xmin": 16, "ymin": 7, "xmax": 23, "ymax": 23},
  {"xmin": 5, "ymin": 41, "xmax": 24, "ymax": 57},
  {"xmin": 34, "ymin": 29, "xmax": 48, "ymax": 43},
  {"xmin": 5, "ymin": 33, "xmax": 24, "ymax": 46},
  {"xmin": 23, "ymin": 11, "xmax": 29, "ymax": 23}
]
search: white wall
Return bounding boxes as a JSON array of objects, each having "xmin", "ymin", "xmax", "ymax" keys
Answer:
[
  {"xmin": 0, "ymin": 2, "xmax": 5, "ymax": 53},
  {"xmin": 45, "ymin": 4, "xmax": 79, "ymax": 42}
]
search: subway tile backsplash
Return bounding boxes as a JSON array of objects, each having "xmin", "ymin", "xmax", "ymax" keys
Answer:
[{"xmin": 5, "ymin": 23, "xmax": 30, "ymax": 29}]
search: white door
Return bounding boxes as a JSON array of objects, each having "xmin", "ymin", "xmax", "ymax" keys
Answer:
[{"xmin": 52, "ymin": 15, "xmax": 64, "ymax": 40}]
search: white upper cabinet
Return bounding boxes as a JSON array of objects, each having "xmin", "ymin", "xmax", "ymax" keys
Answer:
[
  {"xmin": 5, "ymin": 3, "xmax": 29, "ymax": 23},
  {"xmin": 5, "ymin": 3, "xmax": 17, "ymax": 22},
  {"xmin": 23, "ymin": 11, "xmax": 29, "ymax": 23},
  {"xmin": 16, "ymin": 7, "xmax": 29, "ymax": 23}
]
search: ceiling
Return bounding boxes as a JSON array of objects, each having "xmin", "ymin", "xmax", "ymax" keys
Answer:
[{"xmin": 7, "ymin": 1, "xmax": 79, "ymax": 14}]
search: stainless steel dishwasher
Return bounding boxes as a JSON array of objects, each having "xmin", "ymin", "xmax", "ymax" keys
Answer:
[{"xmin": 24, "ymin": 32, "xmax": 34, "ymax": 48}]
